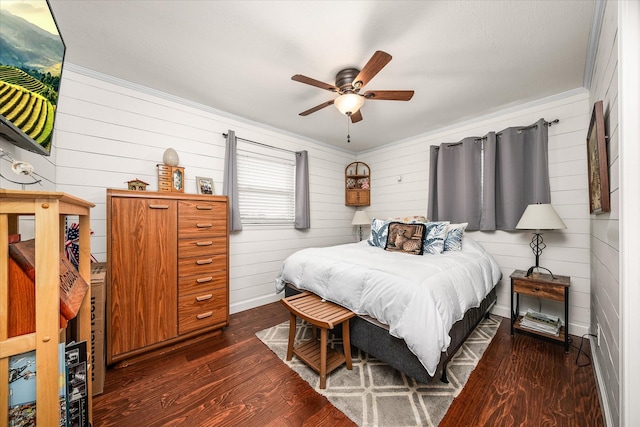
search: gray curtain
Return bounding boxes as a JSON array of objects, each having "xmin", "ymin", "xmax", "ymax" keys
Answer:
[
  {"xmin": 222, "ymin": 130, "xmax": 242, "ymax": 231},
  {"xmin": 428, "ymin": 118, "xmax": 550, "ymax": 231},
  {"xmin": 427, "ymin": 137, "xmax": 483, "ymax": 229},
  {"xmin": 491, "ymin": 118, "xmax": 550, "ymax": 229},
  {"xmin": 294, "ymin": 150, "xmax": 310, "ymax": 229}
]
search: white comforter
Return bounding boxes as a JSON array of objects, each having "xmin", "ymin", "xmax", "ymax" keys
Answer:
[{"xmin": 275, "ymin": 237, "xmax": 501, "ymax": 376}]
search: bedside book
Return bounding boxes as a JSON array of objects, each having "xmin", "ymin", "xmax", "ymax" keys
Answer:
[{"xmin": 519, "ymin": 309, "xmax": 562, "ymax": 336}]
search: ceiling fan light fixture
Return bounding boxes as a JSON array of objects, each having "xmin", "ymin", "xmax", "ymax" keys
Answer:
[{"xmin": 334, "ymin": 93, "xmax": 364, "ymax": 116}]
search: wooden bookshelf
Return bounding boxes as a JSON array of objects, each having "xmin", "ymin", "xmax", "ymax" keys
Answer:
[{"xmin": 0, "ymin": 190, "xmax": 94, "ymax": 425}]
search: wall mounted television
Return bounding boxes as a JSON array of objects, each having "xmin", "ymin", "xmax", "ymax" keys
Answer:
[{"xmin": 0, "ymin": 0, "xmax": 65, "ymax": 156}]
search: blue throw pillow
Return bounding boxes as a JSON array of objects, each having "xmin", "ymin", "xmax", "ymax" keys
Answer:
[
  {"xmin": 444, "ymin": 222, "xmax": 468, "ymax": 251},
  {"xmin": 367, "ymin": 218, "xmax": 392, "ymax": 248},
  {"xmin": 421, "ymin": 221, "xmax": 450, "ymax": 254}
]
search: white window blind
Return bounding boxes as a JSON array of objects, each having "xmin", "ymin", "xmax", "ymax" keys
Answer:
[{"xmin": 237, "ymin": 142, "xmax": 295, "ymax": 224}]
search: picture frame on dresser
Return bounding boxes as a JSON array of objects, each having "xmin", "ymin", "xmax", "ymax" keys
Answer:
[
  {"xmin": 196, "ymin": 176, "xmax": 214, "ymax": 195},
  {"xmin": 586, "ymin": 100, "xmax": 610, "ymax": 214}
]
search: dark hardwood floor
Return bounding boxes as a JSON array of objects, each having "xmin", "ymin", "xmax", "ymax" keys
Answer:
[{"xmin": 93, "ymin": 302, "xmax": 604, "ymax": 426}]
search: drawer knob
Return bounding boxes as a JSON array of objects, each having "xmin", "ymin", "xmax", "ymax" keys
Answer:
[
  {"xmin": 196, "ymin": 241, "xmax": 213, "ymax": 246},
  {"xmin": 535, "ymin": 287, "xmax": 541, "ymax": 292},
  {"xmin": 196, "ymin": 205, "xmax": 213, "ymax": 210},
  {"xmin": 196, "ymin": 223, "xmax": 213, "ymax": 228},
  {"xmin": 149, "ymin": 204, "xmax": 169, "ymax": 209},
  {"xmin": 197, "ymin": 311, "xmax": 213, "ymax": 319},
  {"xmin": 196, "ymin": 294, "xmax": 213, "ymax": 302},
  {"xmin": 196, "ymin": 276, "xmax": 213, "ymax": 283},
  {"xmin": 196, "ymin": 258, "xmax": 213, "ymax": 265}
]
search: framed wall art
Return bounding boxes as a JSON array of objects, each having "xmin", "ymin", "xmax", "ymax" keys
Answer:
[
  {"xmin": 586, "ymin": 100, "xmax": 610, "ymax": 214},
  {"xmin": 196, "ymin": 176, "xmax": 214, "ymax": 195}
]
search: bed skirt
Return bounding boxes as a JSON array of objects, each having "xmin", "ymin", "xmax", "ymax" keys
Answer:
[{"xmin": 284, "ymin": 283, "xmax": 497, "ymax": 383}]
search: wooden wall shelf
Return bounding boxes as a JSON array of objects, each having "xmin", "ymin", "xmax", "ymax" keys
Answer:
[{"xmin": 345, "ymin": 161, "xmax": 370, "ymax": 207}]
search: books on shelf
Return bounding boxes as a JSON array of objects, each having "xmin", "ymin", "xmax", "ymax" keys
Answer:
[{"xmin": 519, "ymin": 308, "xmax": 562, "ymax": 336}]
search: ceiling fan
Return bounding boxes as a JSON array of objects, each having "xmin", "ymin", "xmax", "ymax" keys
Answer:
[{"xmin": 292, "ymin": 50, "xmax": 414, "ymax": 123}]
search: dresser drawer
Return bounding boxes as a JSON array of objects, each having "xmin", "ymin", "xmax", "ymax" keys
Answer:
[
  {"xmin": 513, "ymin": 279, "xmax": 565, "ymax": 301},
  {"xmin": 178, "ymin": 288, "xmax": 228, "ymax": 334},
  {"xmin": 179, "ymin": 200, "xmax": 226, "ymax": 217},
  {"xmin": 178, "ymin": 220, "xmax": 227, "ymax": 238},
  {"xmin": 179, "ymin": 270, "xmax": 227, "ymax": 295},
  {"xmin": 178, "ymin": 237, "xmax": 227, "ymax": 258},
  {"xmin": 178, "ymin": 253, "xmax": 227, "ymax": 277}
]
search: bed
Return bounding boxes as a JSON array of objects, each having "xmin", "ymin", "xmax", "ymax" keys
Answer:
[{"xmin": 275, "ymin": 231, "xmax": 502, "ymax": 383}]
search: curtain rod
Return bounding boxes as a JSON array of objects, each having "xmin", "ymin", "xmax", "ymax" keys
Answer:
[
  {"xmin": 222, "ymin": 133, "xmax": 297, "ymax": 155},
  {"xmin": 434, "ymin": 118, "xmax": 560, "ymax": 148}
]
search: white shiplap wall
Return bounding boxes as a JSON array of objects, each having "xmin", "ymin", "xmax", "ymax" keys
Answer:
[
  {"xmin": 33, "ymin": 64, "xmax": 357, "ymax": 314},
  {"xmin": 358, "ymin": 90, "xmax": 592, "ymax": 336},
  {"xmin": 588, "ymin": 0, "xmax": 619, "ymax": 425}
]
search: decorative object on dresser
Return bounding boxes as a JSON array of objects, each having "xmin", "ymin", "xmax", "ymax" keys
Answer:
[
  {"xmin": 351, "ymin": 210, "xmax": 370, "ymax": 241},
  {"xmin": 510, "ymin": 270, "xmax": 571, "ymax": 352},
  {"xmin": 106, "ymin": 189, "xmax": 229, "ymax": 365},
  {"xmin": 158, "ymin": 148, "xmax": 184, "ymax": 193},
  {"xmin": 162, "ymin": 148, "xmax": 180, "ymax": 166},
  {"xmin": 345, "ymin": 161, "xmax": 370, "ymax": 206},
  {"xmin": 586, "ymin": 100, "xmax": 610, "ymax": 214},
  {"xmin": 157, "ymin": 164, "xmax": 185, "ymax": 193},
  {"xmin": 196, "ymin": 176, "xmax": 214, "ymax": 195},
  {"xmin": 126, "ymin": 178, "xmax": 149, "ymax": 191},
  {"xmin": 515, "ymin": 203, "xmax": 566, "ymax": 278}
]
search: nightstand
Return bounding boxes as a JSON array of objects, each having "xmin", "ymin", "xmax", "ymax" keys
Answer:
[{"xmin": 510, "ymin": 269, "xmax": 571, "ymax": 352}]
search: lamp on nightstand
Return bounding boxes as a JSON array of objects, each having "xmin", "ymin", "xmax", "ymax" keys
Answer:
[
  {"xmin": 516, "ymin": 203, "xmax": 566, "ymax": 278},
  {"xmin": 351, "ymin": 210, "xmax": 370, "ymax": 242}
]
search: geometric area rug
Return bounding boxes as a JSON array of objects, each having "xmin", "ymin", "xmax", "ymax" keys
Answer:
[{"xmin": 256, "ymin": 316, "xmax": 500, "ymax": 426}]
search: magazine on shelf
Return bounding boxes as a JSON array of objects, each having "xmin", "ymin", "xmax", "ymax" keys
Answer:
[
  {"xmin": 8, "ymin": 343, "xmax": 67, "ymax": 427},
  {"xmin": 519, "ymin": 308, "xmax": 562, "ymax": 336},
  {"xmin": 65, "ymin": 341, "xmax": 90, "ymax": 427}
]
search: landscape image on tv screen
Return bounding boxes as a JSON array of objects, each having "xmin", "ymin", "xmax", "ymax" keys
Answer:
[{"xmin": 0, "ymin": 0, "xmax": 65, "ymax": 156}]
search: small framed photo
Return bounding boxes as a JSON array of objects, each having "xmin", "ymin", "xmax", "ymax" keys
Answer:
[{"xmin": 196, "ymin": 176, "xmax": 214, "ymax": 195}]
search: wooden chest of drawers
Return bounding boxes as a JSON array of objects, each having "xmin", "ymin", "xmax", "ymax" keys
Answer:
[{"xmin": 107, "ymin": 190, "xmax": 229, "ymax": 364}]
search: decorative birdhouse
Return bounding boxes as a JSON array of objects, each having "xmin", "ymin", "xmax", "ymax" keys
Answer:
[{"xmin": 127, "ymin": 178, "xmax": 149, "ymax": 191}]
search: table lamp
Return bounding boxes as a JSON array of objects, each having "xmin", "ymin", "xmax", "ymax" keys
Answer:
[
  {"xmin": 351, "ymin": 210, "xmax": 370, "ymax": 241},
  {"xmin": 516, "ymin": 203, "xmax": 566, "ymax": 278}
]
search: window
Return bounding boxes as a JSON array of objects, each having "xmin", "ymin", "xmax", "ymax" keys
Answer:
[{"xmin": 236, "ymin": 140, "xmax": 295, "ymax": 225}]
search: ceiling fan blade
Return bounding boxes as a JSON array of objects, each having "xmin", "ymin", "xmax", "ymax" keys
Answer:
[
  {"xmin": 299, "ymin": 100, "xmax": 335, "ymax": 116},
  {"xmin": 352, "ymin": 51, "xmax": 392, "ymax": 89},
  {"xmin": 350, "ymin": 110, "xmax": 363, "ymax": 123},
  {"xmin": 292, "ymin": 74, "xmax": 339, "ymax": 92},
  {"xmin": 363, "ymin": 90, "xmax": 414, "ymax": 101}
]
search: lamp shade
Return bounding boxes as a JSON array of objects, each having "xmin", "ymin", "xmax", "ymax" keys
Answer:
[
  {"xmin": 516, "ymin": 204, "xmax": 566, "ymax": 231},
  {"xmin": 334, "ymin": 93, "xmax": 365, "ymax": 115},
  {"xmin": 351, "ymin": 210, "xmax": 370, "ymax": 225}
]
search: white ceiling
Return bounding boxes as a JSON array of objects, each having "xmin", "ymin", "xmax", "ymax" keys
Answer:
[{"xmin": 48, "ymin": 1, "xmax": 596, "ymax": 152}]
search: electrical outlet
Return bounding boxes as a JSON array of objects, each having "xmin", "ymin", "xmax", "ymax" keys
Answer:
[{"xmin": 597, "ymin": 323, "xmax": 601, "ymax": 347}]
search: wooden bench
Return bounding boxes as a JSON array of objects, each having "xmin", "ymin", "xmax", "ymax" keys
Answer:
[{"xmin": 280, "ymin": 291, "xmax": 356, "ymax": 389}]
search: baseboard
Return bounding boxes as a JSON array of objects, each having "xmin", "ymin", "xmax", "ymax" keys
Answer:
[
  {"xmin": 230, "ymin": 293, "xmax": 282, "ymax": 315},
  {"xmin": 590, "ymin": 339, "xmax": 613, "ymax": 426}
]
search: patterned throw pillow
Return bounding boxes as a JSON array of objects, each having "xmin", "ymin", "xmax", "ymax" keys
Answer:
[
  {"xmin": 444, "ymin": 222, "xmax": 468, "ymax": 252},
  {"xmin": 367, "ymin": 218, "xmax": 393, "ymax": 248},
  {"xmin": 421, "ymin": 221, "xmax": 450, "ymax": 254},
  {"xmin": 384, "ymin": 222, "xmax": 426, "ymax": 255},
  {"xmin": 392, "ymin": 215, "xmax": 429, "ymax": 223}
]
